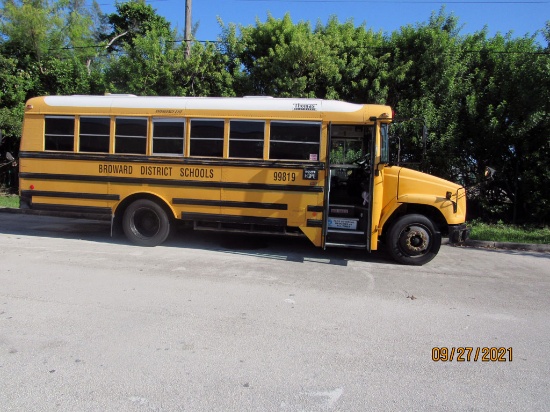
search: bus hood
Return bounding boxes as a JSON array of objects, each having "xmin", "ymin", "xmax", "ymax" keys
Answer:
[
  {"xmin": 384, "ymin": 166, "xmax": 466, "ymax": 222},
  {"xmin": 396, "ymin": 167, "xmax": 462, "ymax": 197}
]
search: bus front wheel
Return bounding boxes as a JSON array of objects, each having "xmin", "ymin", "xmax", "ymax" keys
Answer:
[
  {"xmin": 387, "ymin": 214, "xmax": 441, "ymax": 265},
  {"xmin": 122, "ymin": 199, "xmax": 171, "ymax": 247}
]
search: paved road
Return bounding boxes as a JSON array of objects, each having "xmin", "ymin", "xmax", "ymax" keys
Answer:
[{"xmin": 1, "ymin": 213, "xmax": 549, "ymax": 411}]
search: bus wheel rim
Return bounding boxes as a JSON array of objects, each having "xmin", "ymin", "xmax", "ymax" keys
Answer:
[
  {"xmin": 398, "ymin": 224, "xmax": 430, "ymax": 256},
  {"xmin": 131, "ymin": 207, "xmax": 161, "ymax": 239}
]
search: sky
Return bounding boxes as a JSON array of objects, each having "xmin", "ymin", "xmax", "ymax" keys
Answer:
[{"xmin": 98, "ymin": 0, "xmax": 549, "ymax": 46}]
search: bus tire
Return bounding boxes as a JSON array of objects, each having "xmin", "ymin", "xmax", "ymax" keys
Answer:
[
  {"xmin": 122, "ymin": 199, "xmax": 171, "ymax": 247},
  {"xmin": 387, "ymin": 214, "xmax": 441, "ymax": 265}
]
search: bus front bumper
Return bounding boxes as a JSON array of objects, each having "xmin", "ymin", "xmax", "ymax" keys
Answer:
[{"xmin": 448, "ymin": 223, "xmax": 469, "ymax": 244}]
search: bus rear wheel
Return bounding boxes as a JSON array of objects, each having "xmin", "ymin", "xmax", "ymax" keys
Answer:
[
  {"xmin": 387, "ymin": 214, "xmax": 441, "ymax": 265},
  {"xmin": 122, "ymin": 199, "xmax": 171, "ymax": 247}
]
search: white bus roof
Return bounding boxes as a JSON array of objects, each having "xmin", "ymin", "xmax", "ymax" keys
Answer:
[{"xmin": 39, "ymin": 95, "xmax": 376, "ymax": 113}]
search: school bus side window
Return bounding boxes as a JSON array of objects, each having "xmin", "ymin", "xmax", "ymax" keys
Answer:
[
  {"xmin": 45, "ymin": 116, "xmax": 74, "ymax": 151},
  {"xmin": 115, "ymin": 117, "xmax": 147, "ymax": 155},
  {"xmin": 153, "ymin": 118, "xmax": 185, "ymax": 156},
  {"xmin": 270, "ymin": 121, "xmax": 320, "ymax": 161},
  {"xmin": 79, "ymin": 117, "xmax": 110, "ymax": 153},
  {"xmin": 229, "ymin": 120, "xmax": 264, "ymax": 159},
  {"xmin": 190, "ymin": 119, "xmax": 224, "ymax": 157}
]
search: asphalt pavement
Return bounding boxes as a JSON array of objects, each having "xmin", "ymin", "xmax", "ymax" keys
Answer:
[{"xmin": 0, "ymin": 212, "xmax": 549, "ymax": 411}]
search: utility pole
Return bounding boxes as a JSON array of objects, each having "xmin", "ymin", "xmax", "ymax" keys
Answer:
[{"xmin": 185, "ymin": 0, "xmax": 192, "ymax": 59}]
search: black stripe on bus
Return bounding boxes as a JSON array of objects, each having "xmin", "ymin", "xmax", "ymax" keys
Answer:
[
  {"xmin": 19, "ymin": 151, "xmax": 325, "ymax": 170},
  {"xmin": 29, "ymin": 203, "xmax": 112, "ymax": 215},
  {"xmin": 306, "ymin": 219, "xmax": 323, "ymax": 228},
  {"xmin": 181, "ymin": 212, "xmax": 287, "ymax": 226},
  {"xmin": 306, "ymin": 219, "xmax": 323, "ymax": 227},
  {"xmin": 20, "ymin": 172, "xmax": 323, "ymax": 193},
  {"xmin": 307, "ymin": 205, "xmax": 324, "ymax": 212},
  {"xmin": 21, "ymin": 190, "xmax": 119, "ymax": 201},
  {"xmin": 173, "ymin": 199, "xmax": 287, "ymax": 210}
]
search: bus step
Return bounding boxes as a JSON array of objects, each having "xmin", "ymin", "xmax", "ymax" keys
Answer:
[
  {"xmin": 325, "ymin": 242, "xmax": 368, "ymax": 249},
  {"xmin": 327, "ymin": 229, "xmax": 365, "ymax": 235}
]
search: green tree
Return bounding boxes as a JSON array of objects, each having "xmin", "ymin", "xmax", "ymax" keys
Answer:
[
  {"xmin": 0, "ymin": 0, "xmax": 102, "ymax": 153},
  {"xmin": 314, "ymin": 16, "xmax": 393, "ymax": 103},
  {"xmin": 1, "ymin": 0, "xmax": 61, "ymax": 71},
  {"xmin": 1, "ymin": 0, "xmax": 98, "ymax": 71},
  {"xmin": 226, "ymin": 13, "xmax": 339, "ymax": 97},
  {"xmin": 385, "ymin": 11, "xmax": 468, "ymax": 179},
  {"xmin": 0, "ymin": 54, "xmax": 34, "ymax": 153},
  {"xmin": 104, "ymin": 26, "xmax": 180, "ymax": 95},
  {"xmin": 170, "ymin": 41, "xmax": 235, "ymax": 97},
  {"xmin": 102, "ymin": 1, "xmax": 234, "ymax": 96},
  {"xmin": 100, "ymin": 0, "xmax": 172, "ymax": 52},
  {"xmin": 459, "ymin": 30, "xmax": 550, "ymax": 223}
]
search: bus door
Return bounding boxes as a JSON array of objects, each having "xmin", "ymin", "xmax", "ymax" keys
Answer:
[{"xmin": 323, "ymin": 125, "xmax": 375, "ymax": 249}]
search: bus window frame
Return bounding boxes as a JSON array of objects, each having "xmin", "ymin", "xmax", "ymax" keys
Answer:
[
  {"xmin": 78, "ymin": 116, "xmax": 111, "ymax": 154},
  {"xmin": 44, "ymin": 115, "xmax": 75, "ymax": 152},
  {"xmin": 228, "ymin": 119, "xmax": 265, "ymax": 159},
  {"xmin": 152, "ymin": 117, "xmax": 186, "ymax": 157},
  {"xmin": 269, "ymin": 120, "xmax": 321, "ymax": 162},
  {"xmin": 189, "ymin": 118, "xmax": 225, "ymax": 158},
  {"xmin": 114, "ymin": 116, "xmax": 148, "ymax": 155}
]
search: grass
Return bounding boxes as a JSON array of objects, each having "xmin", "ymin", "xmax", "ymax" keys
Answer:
[
  {"xmin": 468, "ymin": 220, "xmax": 550, "ymax": 244},
  {"xmin": 0, "ymin": 192, "xmax": 19, "ymax": 208}
]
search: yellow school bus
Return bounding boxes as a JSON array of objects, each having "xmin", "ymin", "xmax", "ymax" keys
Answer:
[{"xmin": 18, "ymin": 95, "xmax": 468, "ymax": 265}]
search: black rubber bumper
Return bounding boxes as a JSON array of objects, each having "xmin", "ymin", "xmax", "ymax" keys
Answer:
[{"xmin": 448, "ymin": 223, "xmax": 470, "ymax": 244}]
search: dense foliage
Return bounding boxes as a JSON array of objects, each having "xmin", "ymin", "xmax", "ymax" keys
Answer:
[{"xmin": 1, "ymin": 0, "xmax": 548, "ymax": 223}]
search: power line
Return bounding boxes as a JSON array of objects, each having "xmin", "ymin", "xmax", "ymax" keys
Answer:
[
  {"xmin": 91, "ymin": 0, "xmax": 170, "ymax": 6},
  {"xmin": 237, "ymin": 0, "xmax": 549, "ymax": 3},
  {"xmin": 89, "ymin": 0, "xmax": 549, "ymax": 5}
]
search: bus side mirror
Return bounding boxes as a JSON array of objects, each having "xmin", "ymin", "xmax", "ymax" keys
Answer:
[{"xmin": 6, "ymin": 152, "xmax": 14, "ymax": 162}]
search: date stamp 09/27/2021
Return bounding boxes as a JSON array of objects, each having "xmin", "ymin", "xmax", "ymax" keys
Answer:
[{"xmin": 432, "ymin": 347, "xmax": 513, "ymax": 362}]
